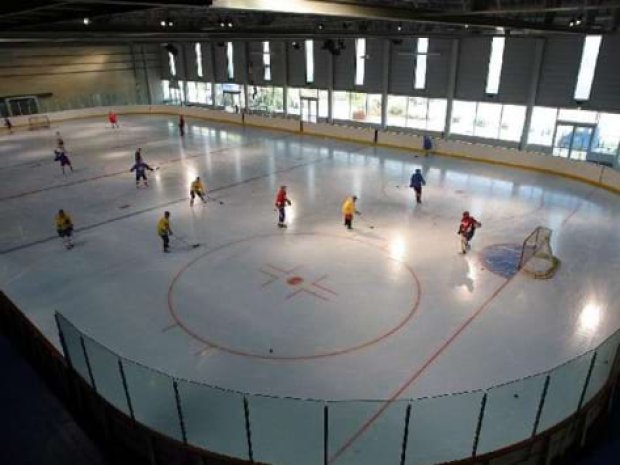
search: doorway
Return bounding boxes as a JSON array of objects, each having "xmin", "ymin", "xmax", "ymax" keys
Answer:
[
  {"xmin": 223, "ymin": 91, "xmax": 242, "ymax": 113},
  {"xmin": 301, "ymin": 97, "xmax": 318, "ymax": 123},
  {"xmin": 552, "ymin": 123, "xmax": 596, "ymax": 161}
]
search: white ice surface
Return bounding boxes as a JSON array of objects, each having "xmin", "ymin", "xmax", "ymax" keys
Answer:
[{"xmin": 1, "ymin": 115, "xmax": 619, "ymax": 405}]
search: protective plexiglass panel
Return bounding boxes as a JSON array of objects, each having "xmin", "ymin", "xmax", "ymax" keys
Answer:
[
  {"xmin": 537, "ymin": 352, "xmax": 593, "ymax": 433},
  {"xmin": 584, "ymin": 332, "xmax": 619, "ymax": 404},
  {"xmin": 122, "ymin": 360, "xmax": 182, "ymax": 440},
  {"xmin": 477, "ymin": 373, "xmax": 547, "ymax": 454},
  {"xmin": 176, "ymin": 380, "xmax": 248, "ymax": 459},
  {"xmin": 251, "ymin": 396, "xmax": 323, "ymax": 465},
  {"xmin": 329, "ymin": 400, "xmax": 407, "ymax": 465},
  {"xmin": 56, "ymin": 314, "xmax": 91, "ymax": 386},
  {"xmin": 407, "ymin": 391, "xmax": 485, "ymax": 465},
  {"xmin": 83, "ymin": 338, "xmax": 130, "ymax": 415}
]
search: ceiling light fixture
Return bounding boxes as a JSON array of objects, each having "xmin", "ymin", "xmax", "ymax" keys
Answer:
[
  {"xmin": 397, "ymin": 24, "xmax": 402, "ymax": 32},
  {"xmin": 83, "ymin": 17, "xmax": 90, "ymax": 26},
  {"xmin": 318, "ymin": 23, "xmax": 324, "ymax": 30},
  {"xmin": 227, "ymin": 22, "xmax": 233, "ymax": 28},
  {"xmin": 168, "ymin": 21, "xmax": 173, "ymax": 27},
  {"xmin": 160, "ymin": 20, "xmax": 167, "ymax": 27}
]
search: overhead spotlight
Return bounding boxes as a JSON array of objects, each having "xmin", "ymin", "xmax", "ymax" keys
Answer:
[
  {"xmin": 219, "ymin": 21, "xmax": 225, "ymax": 28},
  {"xmin": 317, "ymin": 23, "xmax": 324, "ymax": 30},
  {"xmin": 291, "ymin": 41, "xmax": 301, "ymax": 50},
  {"xmin": 160, "ymin": 20, "xmax": 166, "ymax": 27},
  {"xmin": 569, "ymin": 20, "xmax": 575, "ymax": 27},
  {"xmin": 575, "ymin": 17, "xmax": 582, "ymax": 25},
  {"xmin": 227, "ymin": 22, "xmax": 233, "ymax": 28},
  {"xmin": 168, "ymin": 21, "xmax": 173, "ymax": 27},
  {"xmin": 83, "ymin": 17, "xmax": 90, "ymax": 26},
  {"xmin": 464, "ymin": 24, "xmax": 469, "ymax": 29},
  {"xmin": 397, "ymin": 23, "xmax": 402, "ymax": 32}
]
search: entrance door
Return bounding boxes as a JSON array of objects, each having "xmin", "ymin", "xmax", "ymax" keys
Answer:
[
  {"xmin": 301, "ymin": 97, "xmax": 318, "ymax": 123},
  {"xmin": 552, "ymin": 123, "xmax": 595, "ymax": 160},
  {"xmin": 223, "ymin": 91, "xmax": 241, "ymax": 113}
]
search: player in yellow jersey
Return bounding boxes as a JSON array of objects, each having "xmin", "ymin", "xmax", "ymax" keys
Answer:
[
  {"xmin": 341, "ymin": 196, "xmax": 360, "ymax": 230},
  {"xmin": 157, "ymin": 211, "xmax": 173, "ymax": 253},
  {"xmin": 189, "ymin": 177, "xmax": 206, "ymax": 206},
  {"xmin": 55, "ymin": 209, "xmax": 74, "ymax": 249}
]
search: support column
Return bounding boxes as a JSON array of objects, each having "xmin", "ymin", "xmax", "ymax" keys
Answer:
[
  {"xmin": 243, "ymin": 41, "xmax": 250, "ymax": 111},
  {"xmin": 444, "ymin": 38, "xmax": 459, "ymax": 138},
  {"xmin": 129, "ymin": 43, "xmax": 141, "ymax": 104},
  {"xmin": 327, "ymin": 48, "xmax": 334, "ymax": 124},
  {"xmin": 519, "ymin": 38, "xmax": 545, "ymax": 150},
  {"xmin": 381, "ymin": 39, "xmax": 391, "ymax": 130},
  {"xmin": 181, "ymin": 43, "xmax": 190, "ymax": 106},
  {"xmin": 141, "ymin": 45, "xmax": 152, "ymax": 105},
  {"xmin": 283, "ymin": 41, "xmax": 289, "ymax": 116},
  {"xmin": 210, "ymin": 41, "xmax": 217, "ymax": 107}
]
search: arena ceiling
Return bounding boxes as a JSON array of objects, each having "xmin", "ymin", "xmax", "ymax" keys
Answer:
[{"xmin": 1, "ymin": 0, "xmax": 619, "ymax": 41}]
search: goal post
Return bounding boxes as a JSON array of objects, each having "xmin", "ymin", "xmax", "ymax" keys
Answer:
[
  {"xmin": 518, "ymin": 226, "xmax": 560, "ymax": 279},
  {"xmin": 28, "ymin": 115, "xmax": 51, "ymax": 130}
]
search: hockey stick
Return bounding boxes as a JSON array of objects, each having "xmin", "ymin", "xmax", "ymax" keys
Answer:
[
  {"xmin": 356, "ymin": 212, "xmax": 375, "ymax": 229},
  {"xmin": 174, "ymin": 235, "xmax": 201, "ymax": 249},
  {"xmin": 205, "ymin": 195, "xmax": 224, "ymax": 205}
]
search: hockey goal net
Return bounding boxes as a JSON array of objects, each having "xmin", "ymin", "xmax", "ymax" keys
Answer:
[
  {"xmin": 28, "ymin": 115, "xmax": 51, "ymax": 130},
  {"xmin": 518, "ymin": 226, "xmax": 560, "ymax": 279}
]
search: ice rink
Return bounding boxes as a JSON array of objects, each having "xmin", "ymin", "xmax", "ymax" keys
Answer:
[{"xmin": 1, "ymin": 114, "xmax": 619, "ymax": 406}]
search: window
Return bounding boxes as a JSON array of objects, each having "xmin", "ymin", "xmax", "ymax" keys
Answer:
[
  {"xmin": 558, "ymin": 108, "xmax": 597, "ymax": 124},
  {"xmin": 486, "ymin": 37, "xmax": 505, "ymax": 94},
  {"xmin": 305, "ymin": 40, "xmax": 314, "ymax": 83},
  {"xmin": 386, "ymin": 96, "xmax": 446, "ymax": 132},
  {"xmin": 387, "ymin": 96, "xmax": 408, "ymax": 128},
  {"xmin": 355, "ymin": 38, "xmax": 366, "ymax": 86},
  {"xmin": 288, "ymin": 88, "xmax": 329, "ymax": 118},
  {"xmin": 248, "ymin": 86, "xmax": 284, "ymax": 113},
  {"xmin": 474, "ymin": 102, "xmax": 502, "ymax": 139},
  {"xmin": 332, "ymin": 91, "xmax": 382, "ymax": 123},
  {"xmin": 451, "ymin": 100, "xmax": 476, "ymax": 136},
  {"xmin": 197, "ymin": 82, "xmax": 212, "ymax": 104},
  {"xmin": 162, "ymin": 80, "xmax": 170, "ymax": 101},
  {"xmin": 333, "ymin": 91, "xmax": 350, "ymax": 120},
  {"xmin": 593, "ymin": 113, "xmax": 620, "ymax": 155},
  {"xmin": 499, "ymin": 105, "xmax": 526, "ymax": 141},
  {"xmin": 427, "ymin": 99, "xmax": 447, "ymax": 132},
  {"xmin": 574, "ymin": 35, "xmax": 602, "ymax": 101},
  {"xmin": 226, "ymin": 42, "xmax": 234, "ymax": 80},
  {"xmin": 528, "ymin": 107, "xmax": 557, "ymax": 146},
  {"xmin": 415, "ymin": 38, "xmax": 429, "ymax": 90},
  {"xmin": 187, "ymin": 81, "xmax": 199, "ymax": 103},
  {"xmin": 195, "ymin": 43, "xmax": 203, "ymax": 77},
  {"xmin": 168, "ymin": 52, "xmax": 176, "ymax": 77},
  {"xmin": 263, "ymin": 41, "xmax": 271, "ymax": 81},
  {"xmin": 214, "ymin": 83, "xmax": 244, "ymax": 110}
]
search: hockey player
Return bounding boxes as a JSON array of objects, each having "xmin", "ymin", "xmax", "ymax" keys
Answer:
[
  {"xmin": 409, "ymin": 168, "xmax": 426, "ymax": 204},
  {"xmin": 4, "ymin": 117, "xmax": 12, "ymax": 134},
  {"xmin": 457, "ymin": 211, "xmax": 482, "ymax": 254},
  {"xmin": 134, "ymin": 147, "xmax": 143, "ymax": 163},
  {"xmin": 55, "ymin": 209, "xmax": 74, "ymax": 250},
  {"xmin": 130, "ymin": 158, "xmax": 154, "ymax": 187},
  {"xmin": 157, "ymin": 211, "xmax": 173, "ymax": 253},
  {"xmin": 108, "ymin": 111, "xmax": 120, "ymax": 128},
  {"xmin": 179, "ymin": 115, "xmax": 186, "ymax": 137},
  {"xmin": 56, "ymin": 131, "xmax": 65, "ymax": 149},
  {"xmin": 54, "ymin": 149, "xmax": 73, "ymax": 175},
  {"xmin": 342, "ymin": 196, "xmax": 360, "ymax": 230},
  {"xmin": 190, "ymin": 177, "xmax": 206, "ymax": 206},
  {"xmin": 275, "ymin": 185, "xmax": 292, "ymax": 228},
  {"xmin": 423, "ymin": 134, "xmax": 433, "ymax": 157}
]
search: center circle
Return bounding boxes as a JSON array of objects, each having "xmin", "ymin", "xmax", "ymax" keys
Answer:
[{"xmin": 167, "ymin": 233, "xmax": 421, "ymax": 360}]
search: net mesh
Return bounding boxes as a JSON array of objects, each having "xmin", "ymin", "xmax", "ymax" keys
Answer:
[
  {"xmin": 28, "ymin": 115, "xmax": 51, "ymax": 130},
  {"xmin": 518, "ymin": 226, "xmax": 560, "ymax": 279}
]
